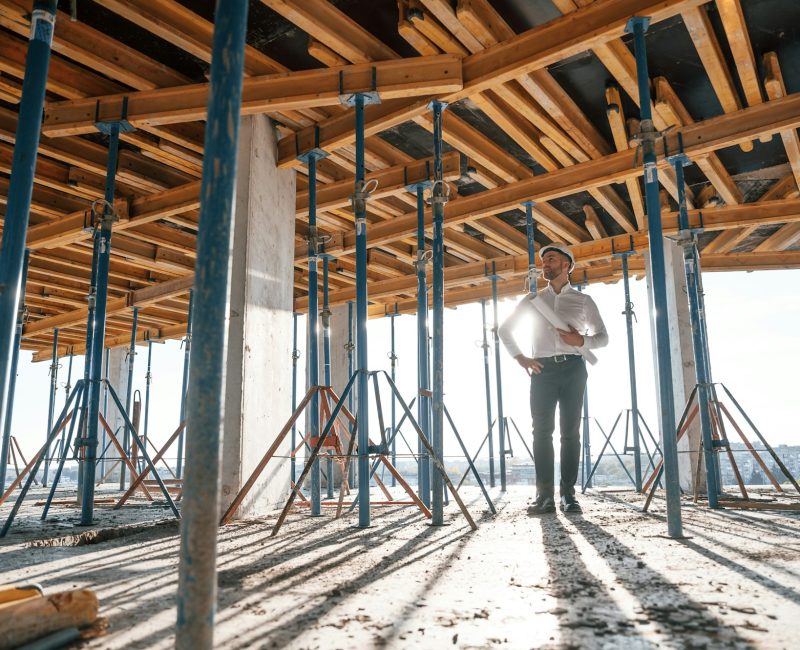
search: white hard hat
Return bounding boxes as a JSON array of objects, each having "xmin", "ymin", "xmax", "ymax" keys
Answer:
[{"xmin": 539, "ymin": 243, "xmax": 575, "ymax": 271}]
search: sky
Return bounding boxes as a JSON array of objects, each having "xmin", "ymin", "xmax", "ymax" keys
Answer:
[{"xmin": 5, "ymin": 268, "xmax": 800, "ymax": 471}]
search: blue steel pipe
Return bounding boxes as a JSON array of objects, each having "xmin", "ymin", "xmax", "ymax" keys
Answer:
[
  {"xmin": 480, "ymin": 299, "xmax": 495, "ymax": 487},
  {"xmin": 76, "ymin": 229, "xmax": 100, "ymax": 504},
  {"xmin": 491, "ymin": 273, "xmax": 507, "ymax": 491},
  {"xmin": 582, "ymin": 385, "xmax": 592, "ymax": 488},
  {"xmin": 1, "ymin": 380, "xmax": 85, "ymax": 538},
  {"xmin": 429, "ymin": 100, "xmax": 447, "ymax": 525},
  {"xmin": 413, "ymin": 184, "xmax": 431, "ymax": 506},
  {"xmin": 627, "ymin": 16, "xmax": 682, "ymax": 538},
  {"xmin": 353, "ymin": 93, "xmax": 371, "ymax": 528},
  {"xmin": 177, "ymin": 289, "xmax": 194, "ymax": 478},
  {"xmin": 621, "ymin": 255, "xmax": 643, "ymax": 491},
  {"xmin": 58, "ymin": 351, "xmax": 74, "ymax": 461},
  {"xmin": 175, "ymin": 2, "xmax": 249, "ymax": 646},
  {"xmin": 347, "ymin": 301, "xmax": 356, "ymax": 487},
  {"xmin": 120, "ymin": 307, "xmax": 138, "ymax": 490},
  {"xmin": 0, "ymin": 250, "xmax": 29, "ymax": 490},
  {"xmin": 42, "ymin": 329, "xmax": 59, "ymax": 486},
  {"xmin": 388, "ymin": 310, "xmax": 398, "ymax": 487},
  {"xmin": 99, "ymin": 347, "xmax": 109, "ymax": 478},
  {"xmin": 671, "ymin": 155, "xmax": 720, "ymax": 507},
  {"xmin": 42, "ymin": 382, "xmax": 84, "ymax": 521},
  {"xmin": 305, "ymin": 152, "xmax": 322, "ymax": 516},
  {"xmin": 523, "ymin": 201, "xmax": 537, "ymax": 294},
  {"xmin": 322, "ymin": 254, "xmax": 334, "ymax": 499},
  {"xmin": 291, "ymin": 313, "xmax": 299, "ymax": 483},
  {"xmin": 142, "ymin": 340, "xmax": 153, "ymax": 462},
  {"xmin": 80, "ymin": 121, "xmax": 123, "ymax": 526},
  {"xmin": 0, "ymin": 1, "xmax": 57, "ymax": 449}
]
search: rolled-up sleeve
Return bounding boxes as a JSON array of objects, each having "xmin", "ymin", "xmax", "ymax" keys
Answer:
[{"xmin": 581, "ymin": 297, "xmax": 608, "ymax": 350}]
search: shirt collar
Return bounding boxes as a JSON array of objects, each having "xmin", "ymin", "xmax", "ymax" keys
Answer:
[{"xmin": 546, "ymin": 281, "xmax": 574, "ymax": 296}]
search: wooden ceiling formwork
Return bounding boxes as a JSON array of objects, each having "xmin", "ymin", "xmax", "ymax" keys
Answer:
[{"xmin": 0, "ymin": 0, "xmax": 798, "ymax": 361}]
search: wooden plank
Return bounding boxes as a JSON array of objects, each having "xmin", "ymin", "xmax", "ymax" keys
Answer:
[
  {"xmin": 277, "ymin": 0, "xmax": 705, "ymax": 167},
  {"xmin": 583, "ymin": 205, "xmax": 607, "ymax": 240},
  {"xmin": 42, "ymin": 55, "xmax": 464, "ymax": 136},
  {"xmin": 605, "ymin": 84, "xmax": 645, "ymax": 228},
  {"xmin": 764, "ymin": 52, "xmax": 800, "ymax": 190},
  {"xmin": 333, "ymin": 95, "xmax": 800, "ymax": 254},
  {"xmin": 716, "ymin": 0, "xmax": 763, "ymax": 107},
  {"xmin": 261, "ymin": 0, "xmax": 398, "ymax": 64},
  {"xmin": 681, "ymin": 5, "xmax": 741, "ymax": 114}
]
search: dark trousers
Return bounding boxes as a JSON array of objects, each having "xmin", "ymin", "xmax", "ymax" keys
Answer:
[{"xmin": 530, "ymin": 355, "xmax": 587, "ymax": 499}]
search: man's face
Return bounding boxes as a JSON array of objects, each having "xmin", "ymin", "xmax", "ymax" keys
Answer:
[{"xmin": 541, "ymin": 250, "xmax": 570, "ymax": 281}]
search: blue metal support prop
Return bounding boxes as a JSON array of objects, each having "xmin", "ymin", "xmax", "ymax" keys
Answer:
[
  {"xmin": 142, "ymin": 340, "xmax": 153, "ymax": 464},
  {"xmin": 346, "ymin": 301, "xmax": 356, "ymax": 487},
  {"xmin": 669, "ymin": 147, "xmax": 720, "ymax": 507},
  {"xmin": 298, "ymin": 140, "xmax": 328, "ymax": 517},
  {"xmin": 627, "ymin": 16, "xmax": 682, "ymax": 537},
  {"xmin": 619, "ymin": 251, "xmax": 644, "ymax": 491},
  {"xmin": 321, "ymin": 251, "xmax": 335, "ymax": 499},
  {"xmin": 80, "ymin": 106, "xmax": 133, "ymax": 525},
  {"xmin": 120, "ymin": 307, "xmax": 138, "ymax": 490},
  {"xmin": 429, "ymin": 99, "xmax": 448, "ymax": 524},
  {"xmin": 490, "ymin": 269, "xmax": 507, "ymax": 492},
  {"xmin": 177, "ymin": 289, "xmax": 194, "ymax": 478},
  {"xmin": 387, "ymin": 307, "xmax": 399, "ymax": 487},
  {"xmin": 479, "ymin": 299, "xmax": 495, "ymax": 487},
  {"xmin": 0, "ymin": 250, "xmax": 29, "ymax": 490},
  {"xmin": 348, "ymin": 90, "xmax": 378, "ymax": 528},
  {"xmin": 176, "ymin": 2, "xmax": 248, "ymax": 646},
  {"xmin": 1, "ymin": 380, "xmax": 86, "ymax": 537},
  {"xmin": 522, "ymin": 201, "xmax": 538, "ymax": 295},
  {"xmin": 42, "ymin": 329, "xmax": 60, "ymax": 486},
  {"xmin": 335, "ymin": 75, "xmax": 382, "ymax": 527},
  {"xmin": 59, "ymin": 350, "xmax": 74, "ymax": 461},
  {"xmin": 291, "ymin": 313, "xmax": 300, "ymax": 484},
  {"xmin": 582, "ymin": 385, "xmax": 592, "ymax": 489},
  {"xmin": 0, "ymin": 2, "xmax": 57, "ymax": 451},
  {"xmin": 99, "ymin": 347, "xmax": 109, "ymax": 478},
  {"xmin": 407, "ymin": 178, "xmax": 432, "ymax": 506}
]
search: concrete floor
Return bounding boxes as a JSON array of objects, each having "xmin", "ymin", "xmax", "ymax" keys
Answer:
[{"xmin": 1, "ymin": 485, "xmax": 799, "ymax": 649}]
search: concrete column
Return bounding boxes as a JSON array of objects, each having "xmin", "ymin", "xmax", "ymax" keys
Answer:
[
  {"xmin": 220, "ymin": 114, "xmax": 295, "ymax": 518},
  {"xmin": 645, "ymin": 237, "xmax": 702, "ymax": 491},
  {"xmin": 100, "ymin": 346, "xmax": 128, "ymax": 483},
  {"xmin": 329, "ymin": 304, "xmax": 352, "ymax": 399}
]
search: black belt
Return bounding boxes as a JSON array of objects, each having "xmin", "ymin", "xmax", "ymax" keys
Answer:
[{"xmin": 536, "ymin": 354, "xmax": 581, "ymax": 364}]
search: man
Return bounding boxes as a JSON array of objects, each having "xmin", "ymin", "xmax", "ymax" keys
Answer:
[{"xmin": 499, "ymin": 243, "xmax": 608, "ymax": 514}]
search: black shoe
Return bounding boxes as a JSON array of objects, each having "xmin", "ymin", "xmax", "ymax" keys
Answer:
[
  {"xmin": 560, "ymin": 494, "xmax": 582, "ymax": 513},
  {"xmin": 527, "ymin": 496, "xmax": 556, "ymax": 515}
]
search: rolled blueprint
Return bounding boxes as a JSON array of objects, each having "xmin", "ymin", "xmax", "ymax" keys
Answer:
[{"xmin": 529, "ymin": 294, "xmax": 598, "ymax": 365}]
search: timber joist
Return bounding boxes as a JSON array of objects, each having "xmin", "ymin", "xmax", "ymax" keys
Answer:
[
  {"xmin": 42, "ymin": 55, "xmax": 464, "ymax": 136},
  {"xmin": 0, "ymin": 0, "xmax": 797, "ymax": 356}
]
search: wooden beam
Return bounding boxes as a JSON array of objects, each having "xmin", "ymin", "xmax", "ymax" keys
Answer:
[
  {"xmin": 763, "ymin": 52, "xmax": 800, "ymax": 191},
  {"xmin": 261, "ymin": 0, "xmax": 398, "ymax": 64},
  {"xmin": 22, "ymin": 274, "xmax": 192, "ymax": 337},
  {"xmin": 681, "ymin": 5, "xmax": 741, "ymax": 114},
  {"xmin": 605, "ymin": 84, "xmax": 645, "ymax": 228},
  {"xmin": 716, "ymin": 0, "xmax": 763, "ymax": 107},
  {"xmin": 43, "ymin": 55, "xmax": 464, "ymax": 136},
  {"xmin": 335, "ymin": 96, "xmax": 800, "ymax": 253},
  {"xmin": 278, "ymin": 0, "xmax": 706, "ymax": 167},
  {"xmin": 583, "ymin": 205, "xmax": 607, "ymax": 240},
  {"xmin": 653, "ymin": 76, "xmax": 742, "ymax": 206}
]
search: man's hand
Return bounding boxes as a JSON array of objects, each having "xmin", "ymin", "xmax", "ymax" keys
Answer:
[
  {"xmin": 515, "ymin": 355, "xmax": 543, "ymax": 376},
  {"xmin": 557, "ymin": 325, "xmax": 585, "ymax": 348}
]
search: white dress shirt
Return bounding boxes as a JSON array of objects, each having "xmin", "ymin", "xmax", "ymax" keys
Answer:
[{"xmin": 498, "ymin": 283, "xmax": 609, "ymax": 359}]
